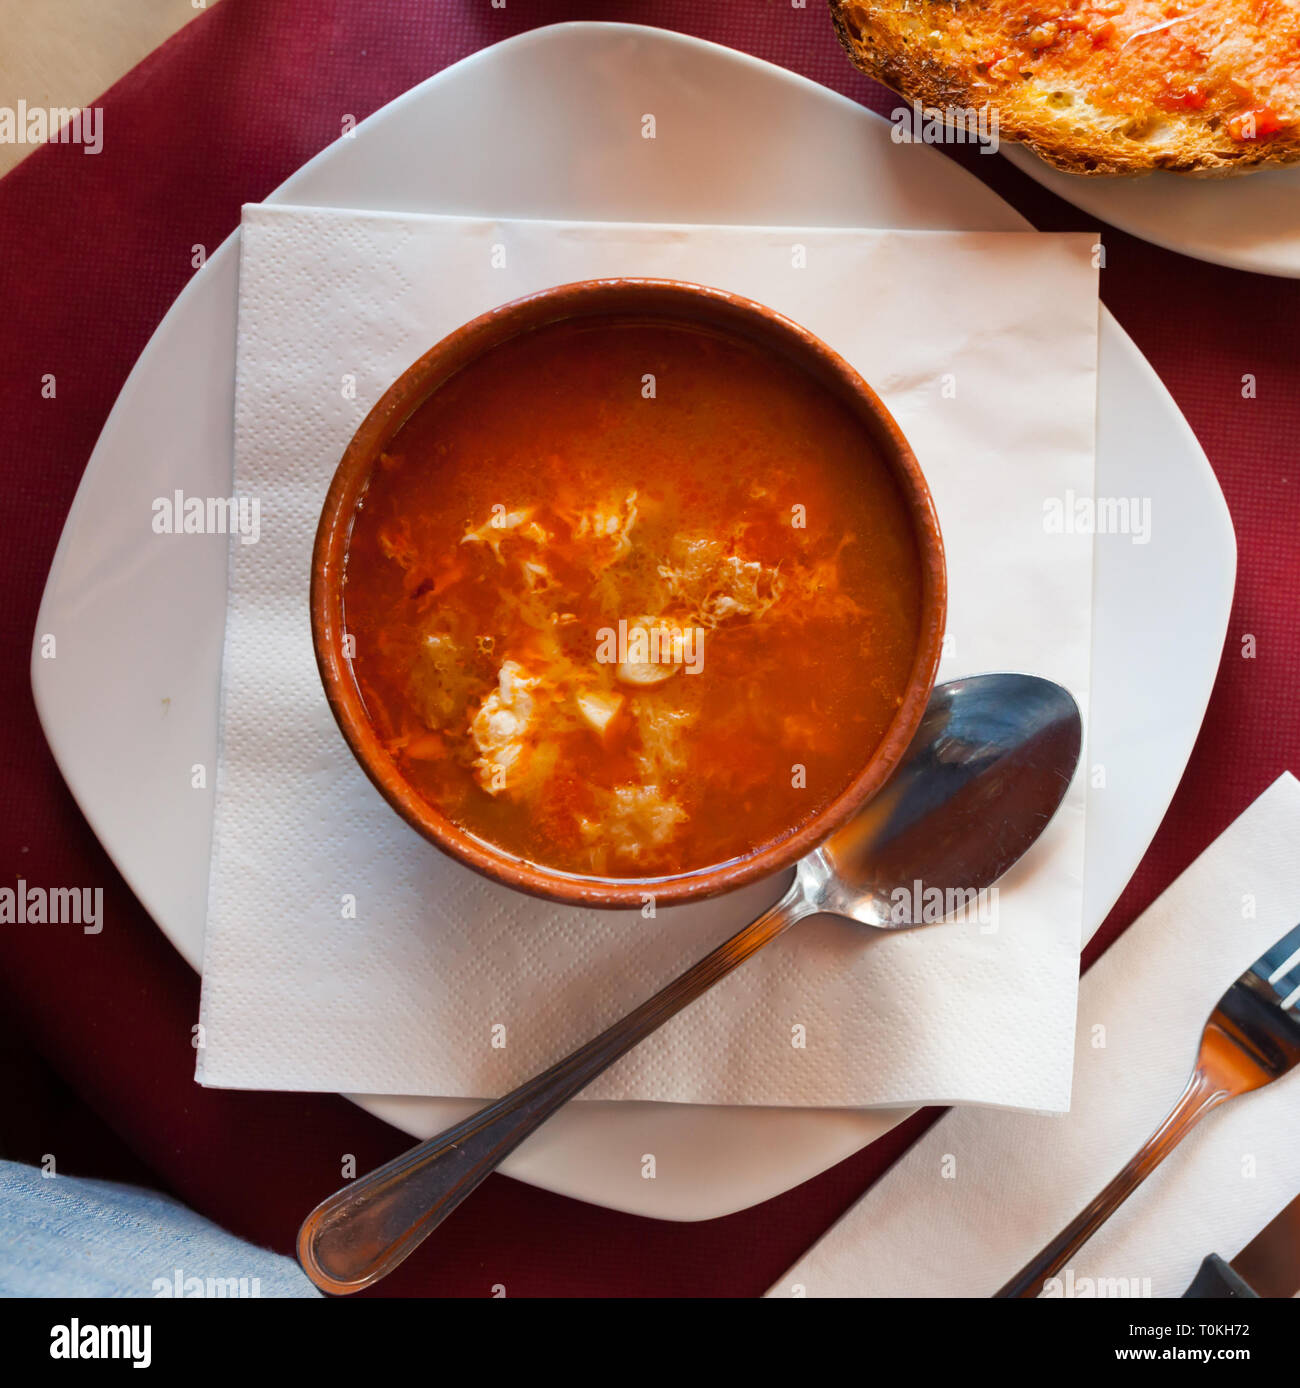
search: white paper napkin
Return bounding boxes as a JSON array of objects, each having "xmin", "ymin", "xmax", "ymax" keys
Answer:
[
  {"xmin": 768, "ymin": 772, "xmax": 1300, "ymax": 1296},
  {"xmin": 197, "ymin": 206, "xmax": 1098, "ymax": 1110}
]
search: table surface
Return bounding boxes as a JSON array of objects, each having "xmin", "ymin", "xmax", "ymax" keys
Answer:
[
  {"xmin": 0, "ymin": 0, "xmax": 220, "ymax": 179},
  {"xmin": 1, "ymin": 0, "xmax": 1297, "ymax": 1298}
]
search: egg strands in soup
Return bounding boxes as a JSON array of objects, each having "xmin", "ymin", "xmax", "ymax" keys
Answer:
[{"xmin": 343, "ymin": 317, "xmax": 922, "ymax": 879}]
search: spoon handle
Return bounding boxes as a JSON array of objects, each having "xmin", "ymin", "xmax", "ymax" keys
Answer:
[{"xmin": 298, "ymin": 879, "xmax": 815, "ymax": 1293}]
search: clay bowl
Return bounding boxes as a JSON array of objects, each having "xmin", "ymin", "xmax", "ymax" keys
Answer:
[{"xmin": 312, "ymin": 278, "xmax": 946, "ymax": 908}]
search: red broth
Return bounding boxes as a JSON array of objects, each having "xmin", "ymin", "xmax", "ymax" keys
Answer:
[{"xmin": 342, "ymin": 316, "xmax": 922, "ymax": 879}]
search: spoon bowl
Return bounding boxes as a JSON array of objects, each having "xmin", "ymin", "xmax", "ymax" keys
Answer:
[{"xmin": 806, "ymin": 673, "xmax": 1082, "ymax": 926}]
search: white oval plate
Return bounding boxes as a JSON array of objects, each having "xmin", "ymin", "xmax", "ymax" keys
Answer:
[
  {"xmin": 32, "ymin": 22, "xmax": 1235, "ymax": 1221},
  {"xmin": 1002, "ymin": 143, "xmax": 1300, "ymax": 278}
]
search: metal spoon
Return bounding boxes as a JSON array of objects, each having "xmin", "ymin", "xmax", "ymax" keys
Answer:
[{"xmin": 298, "ymin": 672, "xmax": 1082, "ymax": 1293}]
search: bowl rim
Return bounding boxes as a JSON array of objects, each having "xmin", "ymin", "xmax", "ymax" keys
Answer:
[{"xmin": 311, "ymin": 277, "xmax": 947, "ymax": 908}]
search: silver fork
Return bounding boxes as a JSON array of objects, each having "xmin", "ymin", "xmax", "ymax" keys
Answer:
[{"xmin": 997, "ymin": 919, "xmax": 1300, "ymax": 1298}]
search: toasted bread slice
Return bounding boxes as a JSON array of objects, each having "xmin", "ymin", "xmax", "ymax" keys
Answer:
[{"xmin": 830, "ymin": 0, "xmax": 1300, "ymax": 175}]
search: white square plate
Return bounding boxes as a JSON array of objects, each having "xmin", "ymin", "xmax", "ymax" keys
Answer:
[{"xmin": 31, "ymin": 23, "xmax": 1235, "ymax": 1220}]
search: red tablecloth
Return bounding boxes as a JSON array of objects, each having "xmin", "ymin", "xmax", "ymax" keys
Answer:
[{"xmin": 2, "ymin": 0, "xmax": 1297, "ymax": 1297}]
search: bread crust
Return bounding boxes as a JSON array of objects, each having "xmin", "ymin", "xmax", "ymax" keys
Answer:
[{"xmin": 830, "ymin": 0, "xmax": 1300, "ymax": 176}]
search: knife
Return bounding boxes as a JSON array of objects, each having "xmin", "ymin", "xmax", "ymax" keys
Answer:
[{"xmin": 1183, "ymin": 1192, "xmax": 1300, "ymax": 1298}]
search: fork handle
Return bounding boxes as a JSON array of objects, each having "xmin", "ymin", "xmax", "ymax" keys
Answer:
[
  {"xmin": 297, "ymin": 879, "xmax": 815, "ymax": 1294},
  {"xmin": 994, "ymin": 1066, "xmax": 1233, "ymax": 1298}
]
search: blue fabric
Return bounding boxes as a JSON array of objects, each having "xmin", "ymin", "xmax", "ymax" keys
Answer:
[{"xmin": 0, "ymin": 1160, "xmax": 320, "ymax": 1297}]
